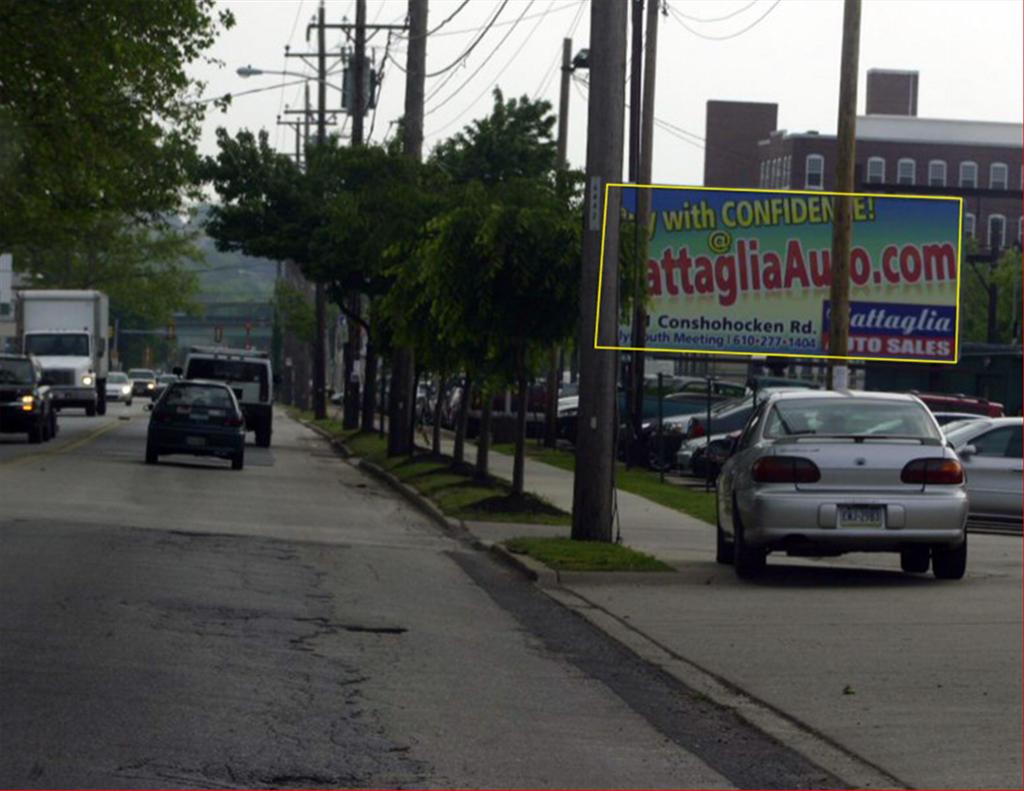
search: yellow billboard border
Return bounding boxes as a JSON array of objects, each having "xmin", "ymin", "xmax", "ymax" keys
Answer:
[{"xmin": 594, "ymin": 182, "xmax": 964, "ymax": 366}]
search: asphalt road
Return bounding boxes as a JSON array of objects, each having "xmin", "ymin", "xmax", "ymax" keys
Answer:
[
  {"xmin": 1, "ymin": 403, "xmax": 1019, "ymax": 790},
  {"xmin": 0, "ymin": 403, "xmax": 842, "ymax": 790}
]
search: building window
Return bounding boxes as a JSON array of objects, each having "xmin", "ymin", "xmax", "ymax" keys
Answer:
[
  {"xmin": 990, "ymin": 162, "xmax": 1008, "ymax": 190},
  {"xmin": 784, "ymin": 155, "xmax": 791, "ymax": 188},
  {"xmin": 959, "ymin": 161, "xmax": 978, "ymax": 188},
  {"xmin": 760, "ymin": 160, "xmax": 767, "ymax": 187},
  {"xmin": 964, "ymin": 213, "xmax": 975, "ymax": 238},
  {"xmin": 805, "ymin": 154, "xmax": 824, "ymax": 190},
  {"xmin": 866, "ymin": 157, "xmax": 885, "ymax": 184},
  {"xmin": 988, "ymin": 214, "xmax": 1006, "ymax": 250},
  {"xmin": 928, "ymin": 160, "xmax": 946, "ymax": 187},
  {"xmin": 897, "ymin": 158, "xmax": 916, "ymax": 185}
]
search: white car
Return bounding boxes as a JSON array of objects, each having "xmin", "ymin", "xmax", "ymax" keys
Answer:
[
  {"xmin": 717, "ymin": 391, "xmax": 968, "ymax": 579},
  {"xmin": 944, "ymin": 417, "xmax": 1023, "ymax": 531},
  {"xmin": 105, "ymin": 371, "xmax": 133, "ymax": 406}
]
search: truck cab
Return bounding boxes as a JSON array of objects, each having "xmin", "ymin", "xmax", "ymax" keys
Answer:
[{"xmin": 17, "ymin": 290, "xmax": 109, "ymax": 416}]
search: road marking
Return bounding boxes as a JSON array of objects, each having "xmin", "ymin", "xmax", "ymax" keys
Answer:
[{"xmin": 0, "ymin": 418, "xmax": 129, "ymax": 468}]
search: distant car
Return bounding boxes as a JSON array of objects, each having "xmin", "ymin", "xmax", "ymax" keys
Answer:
[
  {"xmin": 931, "ymin": 411, "xmax": 986, "ymax": 426},
  {"xmin": 716, "ymin": 391, "xmax": 968, "ymax": 580},
  {"xmin": 105, "ymin": 371, "xmax": 133, "ymax": 406},
  {"xmin": 910, "ymin": 391, "xmax": 1004, "ymax": 417},
  {"xmin": 944, "ymin": 417, "xmax": 1023, "ymax": 530},
  {"xmin": 0, "ymin": 353, "xmax": 57, "ymax": 443},
  {"xmin": 154, "ymin": 373, "xmax": 179, "ymax": 399},
  {"xmin": 128, "ymin": 368, "xmax": 158, "ymax": 399},
  {"xmin": 676, "ymin": 430, "xmax": 740, "ymax": 478},
  {"xmin": 145, "ymin": 380, "xmax": 246, "ymax": 470}
]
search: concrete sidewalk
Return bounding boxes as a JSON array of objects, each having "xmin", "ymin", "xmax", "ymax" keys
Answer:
[
  {"xmin": 431, "ymin": 432, "xmax": 719, "ymax": 566},
  {"xmin": 429, "ymin": 433, "xmax": 1022, "ymax": 791}
]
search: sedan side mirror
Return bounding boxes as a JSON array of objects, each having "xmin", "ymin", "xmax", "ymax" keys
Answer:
[{"xmin": 959, "ymin": 444, "xmax": 977, "ymax": 459}]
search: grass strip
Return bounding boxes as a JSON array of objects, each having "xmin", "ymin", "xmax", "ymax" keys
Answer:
[
  {"xmin": 288, "ymin": 409, "xmax": 568, "ymax": 526},
  {"xmin": 504, "ymin": 536, "xmax": 672, "ymax": 572},
  {"xmin": 493, "ymin": 442, "xmax": 716, "ymax": 525}
]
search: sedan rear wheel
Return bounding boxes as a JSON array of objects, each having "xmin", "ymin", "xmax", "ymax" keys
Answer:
[
  {"xmin": 732, "ymin": 498, "xmax": 766, "ymax": 579},
  {"xmin": 900, "ymin": 546, "xmax": 930, "ymax": 574},
  {"xmin": 231, "ymin": 450, "xmax": 245, "ymax": 471},
  {"xmin": 932, "ymin": 537, "xmax": 967, "ymax": 580},
  {"xmin": 715, "ymin": 508, "xmax": 734, "ymax": 565}
]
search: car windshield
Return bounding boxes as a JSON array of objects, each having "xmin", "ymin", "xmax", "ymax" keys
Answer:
[
  {"xmin": 187, "ymin": 358, "xmax": 267, "ymax": 385},
  {"xmin": 764, "ymin": 399, "xmax": 940, "ymax": 439},
  {"xmin": 0, "ymin": 359, "xmax": 33, "ymax": 384},
  {"xmin": 25, "ymin": 333, "xmax": 89, "ymax": 356},
  {"xmin": 108, "ymin": 372, "xmax": 128, "ymax": 383},
  {"xmin": 128, "ymin": 369, "xmax": 155, "ymax": 379},
  {"xmin": 162, "ymin": 384, "xmax": 234, "ymax": 409},
  {"xmin": 158, "ymin": 375, "xmax": 177, "ymax": 383}
]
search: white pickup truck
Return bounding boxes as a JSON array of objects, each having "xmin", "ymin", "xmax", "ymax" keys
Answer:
[{"xmin": 18, "ymin": 290, "xmax": 109, "ymax": 416}]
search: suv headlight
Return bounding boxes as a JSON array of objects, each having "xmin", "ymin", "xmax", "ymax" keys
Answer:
[
  {"xmin": 121, "ymin": 385, "xmax": 131, "ymax": 395},
  {"xmin": 21, "ymin": 394, "xmax": 34, "ymax": 411},
  {"xmin": 81, "ymin": 374, "xmax": 94, "ymax": 386},
  {"xmin": 147, "ymin": 381, "xmax": 155, "ymax": 390}
]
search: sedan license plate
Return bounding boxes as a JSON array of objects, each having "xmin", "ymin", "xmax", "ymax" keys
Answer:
[
  {"xmin": 838, "ymin": 505, "xmax": 884, "ymax": 529},
  {"xmin": 186, "ymin": 435, "xmax": 206, "ymax": 448}
]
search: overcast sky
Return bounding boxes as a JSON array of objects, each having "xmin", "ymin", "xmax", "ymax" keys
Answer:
[{"xmin": 190, "ymin": 0, "xmax": 1023, "ymax": 185}]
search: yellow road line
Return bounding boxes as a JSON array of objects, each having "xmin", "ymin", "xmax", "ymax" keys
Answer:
[{"xmin": 0, "ymin": 417, "xmax": 129, "ymax": 468}]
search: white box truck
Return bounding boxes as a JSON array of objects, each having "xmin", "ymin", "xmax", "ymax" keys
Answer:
[{"xmin": 17, "ymin": 290, "xmax": 109, "ymax": 416}]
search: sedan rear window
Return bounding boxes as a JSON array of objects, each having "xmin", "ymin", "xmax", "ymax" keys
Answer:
[
  {"xmin": 764, "ymin": 399, "xmax": 940, "ymax": 439},
  {"xmin": 163, "ymin": 384, "xmax": 235, "ymax": 409}
]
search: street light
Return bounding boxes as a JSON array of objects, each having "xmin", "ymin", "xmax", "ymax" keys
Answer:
[{"xmin": 237, "ymin": 65, "xmax": 313, "ymax": 81}]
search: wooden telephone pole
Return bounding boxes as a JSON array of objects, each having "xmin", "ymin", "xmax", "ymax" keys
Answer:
[{"xmin": 827, "ymin": 0, "xmax": 862, "ymax": 389}]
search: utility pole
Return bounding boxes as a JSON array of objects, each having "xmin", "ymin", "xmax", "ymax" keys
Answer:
[
  {"xmin": 624, "ymin": 0, "xmax": 645, "ymax": 466},
  {"xmin": 340, "ymin": 0, "xmax": 368, "ymax": 431},
  {"xmin": 826, "ymin": 0, "xmax": 861, "ymax": 390},
  {"xmin": 312, "ymin": 0, "xmax": 329, "ymax": 419},
  {"xmin": 571, "ymin": 1, "xmax": 628, "ymax": 543},
  {"xmin": 388, "ymin": 0, "xmax": 426, "ymax": 457},
  {"xmin": 543, "ymin": 37, "xmax": 575, "ymax": 449}
]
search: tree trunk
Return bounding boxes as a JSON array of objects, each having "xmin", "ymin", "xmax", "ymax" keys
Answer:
[
  {"xmin": 543, "ymin": 346, "xmax": 559, "ymax": 448},
  {"xmin": 513, "ymin": 354, "xmax": 528, "ymax": 496},
  {"xmin": 408, "ymin": 368, "xmax": 420, "ymax": 451},
  {"xmin": 378, "ymin": 358, "xmax": 387, "ymax": 436},
  {"xmin": 360, "ymin": 338, "xmax": 377, "ymax": 432},
  {"xmin": 453, "ymin": 374, "xmax": 471, "ymax": 465},
  {"xmin": 475, "ymin": 396, "xmax": 492, "ymax": 481},
  {"xmin": 432, "ymin": 375, "xmax": 446, "ymax": 455},
  {"xmin": 342, "ymin": 296, "xmax": 361, "ymax": 429}
]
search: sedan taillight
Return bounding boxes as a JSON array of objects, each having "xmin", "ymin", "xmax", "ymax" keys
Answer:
[
  {"xmin": 752, "ymin": 456, "xmax": 821, "ymax": 484},
  {"xmin": 901, "ymin": 458, "xmax": 964, "ymax": 485},
  {"xmin": 224, "ymin": 416, "xmax": 244, "ymax": 427}
]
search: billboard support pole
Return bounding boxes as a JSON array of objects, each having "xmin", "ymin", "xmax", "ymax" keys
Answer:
[{"xmin": 827, "ymin": 0, "xmax": 861, "ymax": 390}]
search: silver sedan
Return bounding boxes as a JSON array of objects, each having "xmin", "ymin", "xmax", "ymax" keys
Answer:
[
  {"xmin": 944, "ymin": 417, "xmax": 1022, "ymax": 531},
  {"xmin": 716, "ymin": 391, "xmax": 968, "ymax": 580}
]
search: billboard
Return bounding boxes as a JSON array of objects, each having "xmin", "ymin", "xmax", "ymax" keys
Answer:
[{"xmin": 597, "ymin": 185, "xmax": 963, "ymax": 364}]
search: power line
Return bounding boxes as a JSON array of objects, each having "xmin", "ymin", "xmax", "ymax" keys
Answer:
[
  {"xmin": 669, "ymin": 0, "xmax": 759, "ymax": 23},
  {"xmin": 423, "ymin": 0, "xmax": 509, "ymax": 78},
  {"xmin": 423, "ymin": 0, "xmax": 537, "ymax": 118},
  {"xmin": 666, "ymin": 0, "xmax": 782, "ymax": 41},
  {"xmin": 427, "ymin": 0, "xmax": 558, "ymax": 138},
  {"xmin": 367, "ymin": 31, "xmax": 393, "ymax": 143},
  {"xmin": 532, "ymin": 0, "xmax": 586, "ymax": 100},
  {"xmin": 398, "ymin": 0, "xmax": 580, "ymax": 40},
  {"xmin": 275, "ymin": 1, "xmax": 308, "ymax": 150}
]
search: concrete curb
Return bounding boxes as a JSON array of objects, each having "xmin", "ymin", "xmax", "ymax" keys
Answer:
[{"xmin": 486, "ymin": 543, "xmax": 561, "ymax": 588}]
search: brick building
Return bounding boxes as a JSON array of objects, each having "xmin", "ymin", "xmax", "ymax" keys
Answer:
[{"xmin": 703, "ymin": 69, "xmax": 1023, "ymax": 255}]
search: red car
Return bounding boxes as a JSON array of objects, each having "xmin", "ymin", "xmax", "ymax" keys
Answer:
[{"xmin": 910, "ymin": 391, "xmax": 1005, "ymax": 418}]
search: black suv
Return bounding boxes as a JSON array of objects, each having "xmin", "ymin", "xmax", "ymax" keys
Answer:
[{"xmin": 0, "ymin": 353, "xmax": 57, "ymax": 443}]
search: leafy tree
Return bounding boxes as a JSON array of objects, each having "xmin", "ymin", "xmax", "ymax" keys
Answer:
[
  {"xmin": 419, "ymin": 91, "xmax": 581, "ymax": 492},
  {"xmin": 960, "ymin": 241, "xmax": 1022, "ymax": 344},
  {"xmin": 1, "ymin": 0, "xmax": 232, "ymax": 323}
]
